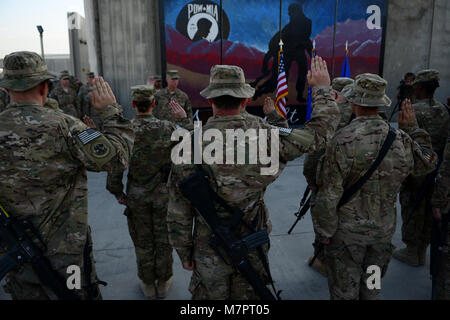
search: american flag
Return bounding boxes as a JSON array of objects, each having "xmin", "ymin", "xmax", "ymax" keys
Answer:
[{"xmin": 275, "ymin": 49, "xmax": 288, "ymax": 119}]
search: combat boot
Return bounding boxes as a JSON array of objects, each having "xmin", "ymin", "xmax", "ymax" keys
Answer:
[
  {"xmin": 308, "ymin": 256, "xmax": 327, "ymax": 277},
  {"xmin": 140, "ymin": 281, "xmax": 156, "ymax": 300},
  {"xmin": 156, "ymin": 276, "xmax": 173, "ymax": 299},
  {"xmin": 417, "ymin": 244, "xmax": 428, "ymax": 266},
  {"xmin": 392, "ymin": 245, "xmax": 419, "ymax": 266}
]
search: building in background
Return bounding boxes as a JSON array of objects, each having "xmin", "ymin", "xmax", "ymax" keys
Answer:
[
  {"xmin": 68, "ymin": 12, "xmax": 91, "ymax": 83},
  {"xmin": 80, "ymin": 0, "xmax": 449, "ymax": 120}
]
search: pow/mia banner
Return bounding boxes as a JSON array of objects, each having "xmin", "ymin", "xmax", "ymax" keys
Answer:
[{"xmin": 159, "ymin": 0, "xmax": 388, "ymax": 125}]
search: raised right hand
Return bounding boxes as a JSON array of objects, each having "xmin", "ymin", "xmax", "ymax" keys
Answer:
[
  {"xmin": 307, "ymin": 56, "xmax": 331, "ymax": 88},
  {"xmin": 90, "ymin": 77, "xmax": 117, "ymax": 110}
]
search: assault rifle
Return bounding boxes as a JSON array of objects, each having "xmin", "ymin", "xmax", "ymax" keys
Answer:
[
  {"xmin": 288, "ymin": 187, "xmax": 311, "ymax": 234},
  {"xmin": 0, "ymin": 204, "xmax": 79, "ymax": 300},
  {"xmin": 179, "ymin": 166, "xmax": 280, "ymax": 300}
]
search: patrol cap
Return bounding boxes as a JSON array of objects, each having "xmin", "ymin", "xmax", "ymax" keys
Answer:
[
  {"xmin": 332, "ymin": 77, "xmax": 354, "ymax": 92},
  {"xmin": 345, "ymin": 73, "xmax": 391, "ymax": 108},
  {"xmin": 200, "ymin": 65, "xmax": 255, "ymax": 99},
  {"xmin": 131, "ymin": 85, "xmax": 155, "ymax": 103},
  {"xmin": 86, "ymin": 72, "xmax": 95, "ymax": 78},
  {"xmin": 341, "ymin": 83, "xmax": 354, "ymax": 100},
  {"xmin": 412, "ymin": 69, "xmax": 439, "ymax": 86},
  {"xmin": 59, "ymin": 70, "xmax": 70, "ymax": 80},
  {"xmin": 153, "ymin": 75, "xmax": 162, "ymax": 82},
  {"xmin": 167, "ymin": 70, "xmax": 180, "ymax": 79},
  {"xmin": 0, "ymin": 51, "xmax": 56, "ymax": 92}
]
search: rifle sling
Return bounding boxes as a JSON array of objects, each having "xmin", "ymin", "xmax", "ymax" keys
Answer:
[
  {"xmin": 338, "ymin": 125, "xmax": 397, "ymax": 209},
  {"xmin": 181, "ymin": 164, "xmax": 280, "ymax": 300}
]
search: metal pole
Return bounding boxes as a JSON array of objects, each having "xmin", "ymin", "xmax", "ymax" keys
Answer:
[
  {"xmin": 331, "ymin": 0, "xmax": 338, "ymax": 77},
  {"xmin": 279, "ymin": 0, "xmax": 282, "ymax": 42},
  {"xmin": 40, "ymin": 34, "xmax": 45, "ymax": 61},
  {"xmin": 220, "ymin": 0, "xmax": 223, "ymax": 64}
]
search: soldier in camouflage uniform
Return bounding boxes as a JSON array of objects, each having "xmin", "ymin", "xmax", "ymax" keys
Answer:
[
  {"xmin": 78, "ymin": 72, "xmax": 103, "ymax": 130},
  {"xmin": 0, "ymin": 51, "xmax": 134, "ymax": 300},
  {"xmin": 106, "ymin": 85, "xmax": 187, "ymax": 299},
  {"xmin": 394, "ymin": 70, "xmax": 450, "ymax": 266},
  {"xmin": 49, "ymin": 71, "xmax": 81, "ymax": 119},
  {"xmin": 154, "ymin": 70, "xmax": 193, "ymax": 128},
  {"xmin": 302, "ymin": 77, "xmax": 354, "ymax": 276},
  {"xmin": 311, "ymin": 74, "xmax": 437, "ymax": 300},
  {"xmin": 0, "ymin": 87, "xmax": 10, "ymax": 113},
  {"xmin": 167, "ymin": 57, "xmax": 341, "ymax": 300},
  {"xmin": 431, "ymin": 126, "xmax": 450, "ymax": 300},
  {"xmin": 44, "ymin": 97, "xmax": 61, "ymax": 111}
]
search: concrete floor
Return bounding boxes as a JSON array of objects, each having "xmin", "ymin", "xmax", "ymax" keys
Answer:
[{"xmin": 0, "ymin": 156, "xmax": 432, "ymax": 300}]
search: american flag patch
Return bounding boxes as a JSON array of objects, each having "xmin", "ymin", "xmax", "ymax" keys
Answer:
[
  {"xmin": 279, "ymin": 127, "xmax": 293, "ymax": 134},
  {"xmin": 77, "ymin": 129, "xmax": 102, "ymax": 145}
]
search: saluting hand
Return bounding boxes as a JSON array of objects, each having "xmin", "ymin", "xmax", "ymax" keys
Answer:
[
  {"xmin": 398, "ymin": 99, "xmax": 416, "ymax": 127},
  {"xmin": 170, "ymin": 100, "xmax": 187, "ymax": 120},
  {"xmin": 263, "ymin": 97, "xmax": 276, "ymax": 115},
  {"xmin": 90, "ymin": 77, "xmax": 117, "ymax": 110},
  {"xmin": 307, "ymin": 56, "xmax": 331, "ymax": 88}
]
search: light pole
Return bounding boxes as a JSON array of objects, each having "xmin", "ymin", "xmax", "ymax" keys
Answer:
[{"xmin": 36, "ymin": 25, "xmax": 45, "ymax": 61}]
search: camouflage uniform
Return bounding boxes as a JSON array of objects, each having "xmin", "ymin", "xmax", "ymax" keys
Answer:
[
  {"xmin": 311, "ymin": 74, "xmax": 437, "ymax": 300},
  {"xmin": 0, "ymin": 88, "xmax": 10, "ymax": 113},
  {"xmin": 49, "ymin": 71, "xmax": 81, "ymax": 119},
  {"xmin": 396, "ymin": 70, "xmax": 450, "ymax": 265},
  {"xmin": 44, "ymin": 98, "xmax": 61, "ymax": 111},
  {"xmin": 0, "ymin": 52, "xmax": 134, "ymax": 300},
  {"xmin": 303, "ymin": 78, "xmax": 354, "ymax": 188},
  {"xmin": 431, "ymin": 127, "xmax": 450, "ymax": 300},
  {"xmin": 106, "ymin": 85, "xmax": 176, "ymax": 290},
  {"xmin": 154, "ymin": 70, "xmax": 193, "ymax": 128},
  {"xmin": 167, "ymin": 65, "xmax": 340, "ymax": 300},
  {"xmin": 303, "ymin": 78, "xmax": 353, "ymax": 271}
]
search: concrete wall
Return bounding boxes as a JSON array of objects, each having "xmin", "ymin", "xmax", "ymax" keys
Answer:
[
  {"xmin": 85, "ymin": 0, "xmax": 161, "ymax": 118},
  {"xmin": 383, "ymin": 0, "xmax": 450, "ymax": 105}
]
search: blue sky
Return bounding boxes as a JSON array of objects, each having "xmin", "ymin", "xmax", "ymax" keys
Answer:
[
  {"xmin": 164, "ymin": 0, "xmax": 387, "ymax": 52},
  {"xmin": 0, "ymin": 0, "xmax": 85, "ymax": 58}
]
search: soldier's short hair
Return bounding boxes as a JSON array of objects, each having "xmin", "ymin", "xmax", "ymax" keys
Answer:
[{"xmin": 211, "ymin": 95, "xmax": 244, "ymax": 110}]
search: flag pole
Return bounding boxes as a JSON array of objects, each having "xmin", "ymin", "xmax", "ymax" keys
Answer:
[{"xmin": 279, "ymin": 0, "xmax": 282, "ymax": 44}]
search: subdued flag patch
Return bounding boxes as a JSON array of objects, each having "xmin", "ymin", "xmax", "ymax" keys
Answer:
[{"xmin": 77, "ymin": 128, "xmax": 102, "ymax": 145}]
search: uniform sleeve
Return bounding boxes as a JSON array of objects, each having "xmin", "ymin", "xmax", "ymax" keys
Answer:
[
  {"xmin": 303, "ymin": 150, "xmax": 325, "ymax": 186},
  {"xmin": 106, "ymin": 168, "xmax": 125, "ymax": 197},
  {"xmin": 266, "ymin": 109, "xmax": 289, "ymax": 128},
  {"xmin": 310, "ymin": 142, "xmax": 348, "ymax": 241},
  {"xmin": 400, "ymin": 120, "xmax": 437, "ymax": 177},
  {"xmin": 183, "ymin": 94, "xmax": 194, "ymax": 124},
  {"xmin": 277, "ymin": 85, "xmax": 341, "ymax": 163},
  {"xmin": 167, "ymin": 164, "xmax": 195, "ymax": 263},
  {"xmin": 64, "ymin": 103, "xmax": 134, "ymax": 172}
]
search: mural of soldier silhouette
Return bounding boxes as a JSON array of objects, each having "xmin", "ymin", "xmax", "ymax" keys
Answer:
[
  {"xmin": 251, "ymin": 2, "xmax": 313, "ymax": 103},
  {"xmin": 192, "ymin": 18, "xmax": 213, "ymax": 42}
]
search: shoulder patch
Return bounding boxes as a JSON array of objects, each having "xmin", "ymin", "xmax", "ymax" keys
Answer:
[
  {"xmin": 77, "ymin": 128, "xmax": 102, "ymax": 145},
  {"xmin": 91, "ymin": 142, "xmax": 111, "ymax": 159}
]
